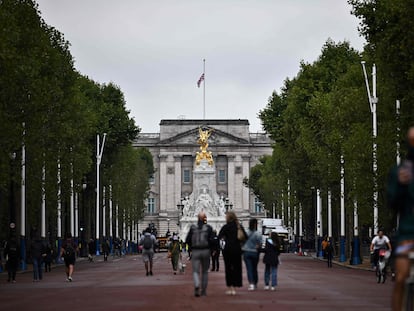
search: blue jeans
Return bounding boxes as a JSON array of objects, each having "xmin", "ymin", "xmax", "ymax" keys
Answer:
[
  {"xmin": 243, "ymin": 251, "xmax": 259, "ymax": 285},
  {"xmin": 264, "ymin": 264, "xmax": 278, "ymax": 287},
  {"xmin": 32, "ymin": 258, "xmax": 43, "ymax": 281}
]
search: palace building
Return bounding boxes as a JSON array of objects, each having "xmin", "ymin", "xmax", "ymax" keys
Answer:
[{"xmin": 133, "ymin": 119, "xmax": 273, "ymax": 238}]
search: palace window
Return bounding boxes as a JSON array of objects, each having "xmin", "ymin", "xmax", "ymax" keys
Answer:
[
  {"xmin": 183, "ymin": 169, "xmax": 191, "ymax": 183},
  {"xmin": 149, "ymin": 174, "xmax": 155, "ymax": 184},
  {"xmin": 218, "ymin": 169, "xmax": 226, "ymax": 183},
  {"xmin": 147, "ymin": 198, "xmax": 156, "ymax": 214},
  {"xmin": 254, "ymin": 197, "xmax": 262, "ymax": 213}
]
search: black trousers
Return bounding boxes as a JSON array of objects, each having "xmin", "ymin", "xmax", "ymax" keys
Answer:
[{"xmin": 211, "ymin": 251, "xmax": 219, "ymax": 271}]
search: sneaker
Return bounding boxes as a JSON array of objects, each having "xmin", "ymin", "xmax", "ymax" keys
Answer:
[
  {"xmin": 194, "ymin": 287, "xmax": 200, "ymax": 297},
  {"xmin": 248, "ymin": 284, "xmax": 255, "ymax": 291},
  {"xmin": 68, "ymin": 276, "xmax": 73, "ymax": 282},
  {"xmin": 271, "ymin": 287, "xmax": 276, "ymax": 291},
  {"xmin": 264, "ymin": 285, "xmax": 270, "ymax": 290},
  {"xmin": 201, "ymin": 289, "xmax": 207, "ymax": 296},
  {"xmin": 149, "ymin": 271, "xmax": 153, "ymax": 276},
  {"xmin": 146, "ymin": 272, "xmax": 149, "ymax": 276}
]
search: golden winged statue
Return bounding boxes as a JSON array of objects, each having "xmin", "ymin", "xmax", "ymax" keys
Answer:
[{"xmin": 196, "ymin": 128, "xmax": 214, "ymax": 166}]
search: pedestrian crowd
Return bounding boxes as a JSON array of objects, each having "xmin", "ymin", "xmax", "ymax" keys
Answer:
[
  {"xmin": 181, "ymin": 210, "xmax": 281, "ymax": 297},
  {"xmin": 1, "ymin": 229, "xmax": 115, "ymax": 284}
]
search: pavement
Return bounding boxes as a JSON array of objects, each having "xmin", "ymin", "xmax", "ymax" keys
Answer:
[
  {"xmin": 1, "ymin": 252, "xmax": 393, "ymax": 311},
  {"xmin": 308, "ymin": 252, "xmax": 373, "ymax": 271}
]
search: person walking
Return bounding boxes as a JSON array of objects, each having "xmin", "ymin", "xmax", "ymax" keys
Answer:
[
  {"xmin": 325, "ymin": 237, "xmax": 334, "ymax": 268},
  {"xmin": 4, "ymin": 230, "xmax": 19, "ymax": 283},
  {"xmin": 44, "ymin": 240, "xmax": 53, "ymax": 272},
  {"xmin": 263, "ymin": 231, "xmax": 281, "ymax": 291},
  {"xmin": 210, "ymin": 230, "xmax": 220, "ymax": 272},
  {"xmin": 242, "ymin": 218, "xmax": 262, "ymax": 291},
  {"xmin": 30, "ymin": 232, "xmax": 46, "ymax": 282},
  {"xmin": 102, "ymin": 239, "xmax": 110, "ymax": 262},
  {"xmin": 218, "ymin": 211, "xmax": 246, "ymax": 295},
  {"xmin": 60, "ymin": 233, "xmax": 77, "ymax": 282},
  {"xmin": 185, "ymin": 211, "xmax": 213, "ymax": 297},
  {"xmin": 139, "ymin": 227, "xmax": 157, "ymax": 276},
  {"xmin": 387, "ymin": 126, "xmax": 414, "ymax": 311},
  {"xmin": 321, "ymin": 236, "xmax": 328, "ymax": 259},
  {"xmin": 168, "ymin": 235, "xmax": 181, "ymax": 274},
  {"xmin": 88, "ymin": 238, "xmax": 95, "ymax": 262}
]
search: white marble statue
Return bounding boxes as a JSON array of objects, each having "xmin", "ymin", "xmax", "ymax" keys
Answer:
[
  {"xmin": 195, "ymin": 188, "xmax": 215, "ymax": 217},
  {"xmin": 182, "ymin": 196, "xmax": 191, "ymax": 217},
  {"xmin": 218, "ymin": 195, "xmax": 226, "ymax": 216}
]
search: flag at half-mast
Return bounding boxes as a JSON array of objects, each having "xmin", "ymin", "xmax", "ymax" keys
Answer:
[{"xmin": 197, "ymin": 73, "xmax": 205, "ymax": 88}]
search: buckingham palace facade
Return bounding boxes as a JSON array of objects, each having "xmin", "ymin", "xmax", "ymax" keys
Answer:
[{"xmin": 133, "ymin": 119, "xmax": 273, "ymax": 237}]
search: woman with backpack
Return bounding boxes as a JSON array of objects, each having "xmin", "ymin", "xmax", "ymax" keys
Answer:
[
  {"xmin": 263, "ymin": 231, "xmax": 281, "ymax": 291},
  {"xmin": 60, "ymin": 233, "xmax": 77, "ymax": 282}
]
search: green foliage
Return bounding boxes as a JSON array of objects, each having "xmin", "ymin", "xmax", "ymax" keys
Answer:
[
  {"xmin": 249, "ymin": 40, "xmax": 384, "ymax": 232},
  {"xmin": 252, "ymin": 24, "xmax": 414, "ymax": 234},
  {"xmin": 0, "ymin": 0, "xmax": 149, "ymax": 239}
]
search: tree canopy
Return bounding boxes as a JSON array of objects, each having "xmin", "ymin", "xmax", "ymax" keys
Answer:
[
  {"xmin": 248, "ymin": 31, "xmax": 412, "ymax": 238},
  {"xmin": 0, "ymin": 0, "xmax": 153, "ymax": 241}
]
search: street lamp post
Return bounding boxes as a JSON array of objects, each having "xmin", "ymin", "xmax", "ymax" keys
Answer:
[
  {"xmin": 96, "ymin": 133, "xmax": 107, "ymax": 256},
  {"xmin": 339, "ymin": 155, "xmax": 346, "ymax": 262},
  {"xmin": 9, "ymin": 152, "xmax": 16, "ymax": 225},
  {"xmin": 80, "ymin": 181, "xmax": 87, "ymax": 257},
  {"xmin": 21, "ymin": 124, "xmax": 27, "ymax": 270},
  {"xmin": 166, "ymin": 218, "xmax": 170, "ymax": 237},
  {"xmin": 316, "ymin": 189, "xmax": 323, "ymax": 257},
  {"xmin": 361, "ymin": 61, "xmax": 378, "ymax": 236},
  {"xmin": 177, "ymin": 201, "xmax": 184, "ymax": 234}
]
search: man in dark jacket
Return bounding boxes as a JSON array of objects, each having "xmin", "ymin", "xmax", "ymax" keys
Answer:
[
  {"xmin": 4, "ymin": 230, "xmax": 19, "ymax": 283},
  {"xmin": 186, "ymin": 211, "xmax": 213, "ymax": 297},
  {"xmin": 31, "ymin": 233, "xmax": 46, "ymax": 282}
]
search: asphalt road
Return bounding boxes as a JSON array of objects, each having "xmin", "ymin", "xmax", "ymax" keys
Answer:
[{"xmin": 1, "ymin": 252, "xmax": 392, "ymax": 311}]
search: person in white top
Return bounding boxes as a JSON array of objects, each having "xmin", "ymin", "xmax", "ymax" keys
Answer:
[{"xmin": 370, "ymin": 230, "xmax": 392, "ymax": 268}]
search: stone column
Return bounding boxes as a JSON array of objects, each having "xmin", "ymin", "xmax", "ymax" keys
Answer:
[
  {"xmin": 158, "ymin": 154, "xmax": 168, "ymax": 214},
  {"xmin": 174, "ymin": 155, "xmax": 182, "ymax": 229},
  {"xmin": 242, "ymin": 155, "xmax": 251, "ymax": 215},
  {"xmin": 227, "ymin": 155, "xmax": 235, "ymax": 206},
  {"xmin": 174, "ymin": 155, "xmax": 182, "ymax": 209},
  {"xmin": 233, "ymin": 155, "xmax": 243, "ymax": 212}
]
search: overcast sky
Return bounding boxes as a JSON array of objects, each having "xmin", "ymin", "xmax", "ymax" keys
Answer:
[{"xmin": 36, "ymin": 0, "xmax": 365, "ymax": 133}]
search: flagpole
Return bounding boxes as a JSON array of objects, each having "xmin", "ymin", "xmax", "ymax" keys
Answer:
[{"xmin": 203, "ymin": 59, "xmax": 206, "ymax": 119}]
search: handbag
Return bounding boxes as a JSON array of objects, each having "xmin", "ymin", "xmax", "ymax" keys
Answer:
[{"xmin": 237, "ymin": 222, "xmax": 247, "ymax": 243}]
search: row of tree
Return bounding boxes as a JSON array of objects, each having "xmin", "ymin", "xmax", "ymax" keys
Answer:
[
  {"xmin": 245, "ymin": 0, "xmax": 414, "ymax": 241},
  {"xmin": 0, "ymin": 0, "xmax": 153, "ymax": 242}
]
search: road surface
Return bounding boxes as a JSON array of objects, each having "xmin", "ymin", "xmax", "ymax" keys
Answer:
[{"xmin": 1, "ymin": 252, "xmax": 392, "ymax": 311}]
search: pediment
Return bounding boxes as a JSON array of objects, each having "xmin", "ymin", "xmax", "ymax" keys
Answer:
[{"xmin": 157, "ymin": 127, "xmax": 250, "ymax": 146}]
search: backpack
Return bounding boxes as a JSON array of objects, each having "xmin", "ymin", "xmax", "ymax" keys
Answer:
[
  {"xmin": 65, "ymin": 243, "xmax": 75, "ymax": 258},
  {"xmin": 191, "ymin": 224, "xmax": 209, "ymax": 249},
  {"xmin": 143, "ymin": 235, "xmax": 153, "ymax": 250}
]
